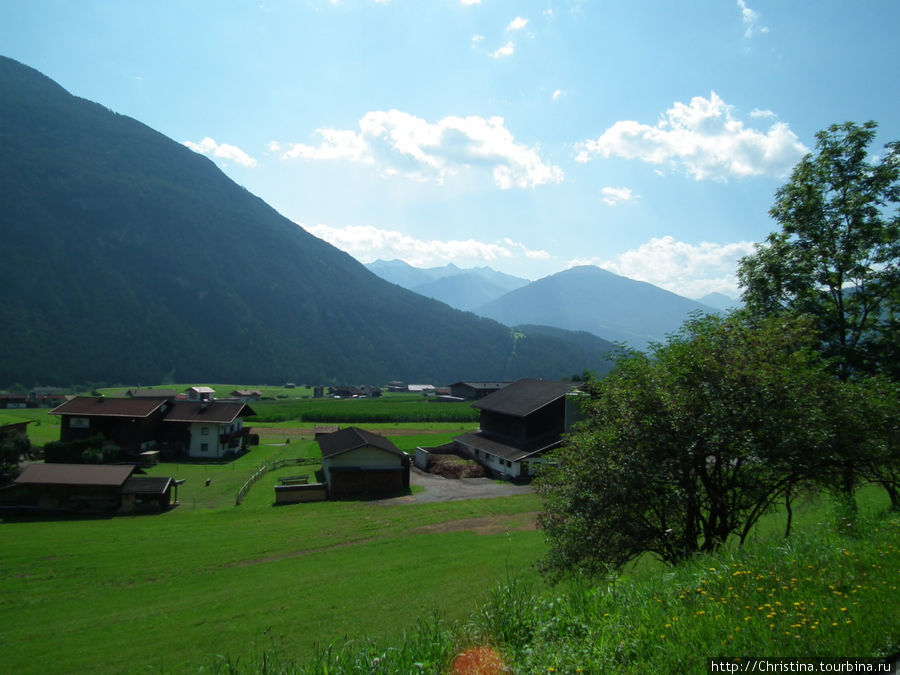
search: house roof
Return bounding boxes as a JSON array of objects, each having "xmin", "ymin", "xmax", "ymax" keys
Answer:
[
  {"xmin": 14, "ymin": 463, "xmax": 136, "ymax": 487},
  {"xmin": 187, "ymin": 386, "xmax": 215, "ymax": 394},
  {"xmin": 230, "ymin": 390, "xmax": 262, "ymax": 397},
  {"xmin": 121, "ymin": 476, "xmax": 173, "ymax": 495},
  {"xmin": 472, "ymin": 379, "xmax": 578, "ymax": 418},
  {"xmin": 456, "ymin": 430, "xmax": 563, "ymax": 462},
  {"xmin": 450, "ymin": 381, "xmax": 511, "ymax": 390},
  {"xmin": 318, "ymin": 426, "xmax": 406, "ymax": 459},
  {"xmin": 163, "ymin": 401, "xmax": 255, "ymax": 424},
  {"xmin": 0, "ymin": 419, "xmax": 32, "ymax": 433},
  {"xmin": 49, "ymin": 396, "xmax": 169, "ymax": 418}
]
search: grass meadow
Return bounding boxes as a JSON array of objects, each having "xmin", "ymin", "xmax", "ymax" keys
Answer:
[
  {"xmin": 0, "ymin": 433, "xmax": 542, "ymax": 674},
  {"xmin": 3, "ymin": 395, "xmax": 898, "ymax": 673}
]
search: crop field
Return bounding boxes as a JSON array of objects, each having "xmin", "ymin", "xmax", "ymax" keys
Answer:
[
  {"xmin": 0, "ymin": 432, "xmax": 542, "ymax": 674},
  {"xmin": 247, "ymin": 397, "xmax": 479, "ymax": 425}
]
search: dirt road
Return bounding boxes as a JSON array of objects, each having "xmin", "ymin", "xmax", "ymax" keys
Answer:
[{"xmin": 375, "ymin": 466, "xmax": 535, "ymax": 504}]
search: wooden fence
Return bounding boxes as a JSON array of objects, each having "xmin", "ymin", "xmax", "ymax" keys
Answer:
[{"xmin": 235, "ymin": 457, "xmax": 321, "ymax": 505}]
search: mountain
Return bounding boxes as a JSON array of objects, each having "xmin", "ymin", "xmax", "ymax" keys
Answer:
[
  {"xmin": 0, "ymin": 56, "xmax": 612, "ymax": 387},
  {"xmin": 474, "ymin": 266, "xmax": 718, "ymax": 348},
  {"xmin": 366, "ymin": 260, "xmax": 529, "ymax": 310},
  {"xmin": 698, "ymin": 292, "xmax": 741, "ymax": 313},
  {"xmin": 365, "ymin": 259, "xmax": 444, "ymax": 289}
]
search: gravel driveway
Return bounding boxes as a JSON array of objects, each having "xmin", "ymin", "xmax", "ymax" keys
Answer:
[{"xmin": 375, "ymin": 466, "xmax": 535, "ymax": 504}]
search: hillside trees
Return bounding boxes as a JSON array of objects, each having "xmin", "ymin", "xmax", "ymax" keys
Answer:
[
  {"xmin": 536, "ymin": 314, "xmax": 844, "ymax": 577},
  {"xmin": 738, "ymin": 121, "xmax": 900, "ymax": 381}
]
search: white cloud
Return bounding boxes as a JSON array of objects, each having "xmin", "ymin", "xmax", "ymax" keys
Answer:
[
  {"xmin": 304, "ymin": 223, "xmax": 549, "ymax": 267},
  {"xmin": 568, "ymin": 235, "xmax": 756, "ymax": 298},
  {"xmin": 275, "ymin": 110, "xmax": 563, "ymax": 189},
  {"xmin": 600, "ymin": 186, "xmax": 637, "ymax": 206},
  {"xmin": 183, "ymin": 137, "xmax": 257, "ymax": 167},
  {"xmin": 552, "ymin": 89, "xmax": 565, "ymax": 101},
  {"xmin": 490, "ymin": 41, "xmax": 515, "ymax": 58},
  {"xmin": 279, "ymin": 128, "xmax": 370, "ymax": 163},
  {"xmin": 461, "ymin": 0, "xmax": 481, "ymax": 5},
  {"xmin": 737, "ymin": 0, "xmax": 769, "ymax": 38},
  {"xmin": 506, "ymin": 17, "xmax": 528, "ymax": 31},
  {"xmin": 574, "ymin": 92, "xmax": 807, "ymax": 181},
  {"xmin": 471, "ymin": 34, "xmax": 485, "ymax": 48}
]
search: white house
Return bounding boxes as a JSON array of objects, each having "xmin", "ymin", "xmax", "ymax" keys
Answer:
[
  {"xmin": 186, "ymin": 386, "xmax": 215, "ymax": 402},
  {"xmin": 162, "ymin": 400, "xmax": 254, "ymax": 458}
]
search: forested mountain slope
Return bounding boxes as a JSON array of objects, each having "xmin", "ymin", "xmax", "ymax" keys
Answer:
[{"xmin": 0, "ymin": 56, "xmax": 612, "ymax": 386}]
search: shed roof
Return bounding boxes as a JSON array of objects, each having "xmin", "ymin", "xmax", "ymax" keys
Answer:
[
  {"xmin": 318, "ymin": 426, "xmax": 405, "ymax": 459},
  {"xmin": 163, "ymin": 401, "xmax": 255, "ymax": 424},
  {"xmin": 455, "ymin": 431, "xmax": 562, "ymax": 462},
  {"xmin": 450, "ymin": 381, "xmax": 511, "ymax": 390},
  {"xmin": 49, "ymin": 396, "xmax": 169, "ymax": 418},
  {"xmin": 472, "ymin": 379, "xmax": 578, "ymax": 418},
  {"xmin": 121, "ymin": 476, "xmax": 173, "ymax": 495},
  {"xmin": 14, "ymin": 463, "xmax": 136, "ymax": 487}
]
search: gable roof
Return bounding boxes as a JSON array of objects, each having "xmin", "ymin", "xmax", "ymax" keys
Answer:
[
  {"xmin": 49, "ymin": 396, "xmax": 169, "ymax": 418},
  {"xmin": 163, "ymin": 401, "xmax": 255, "ymax": 425},
  {"xmin": 472, "ymin": 379, "xmax": 578, "ymax": 418},
  {"xmin": 15, "ymin": 463, "xmax": 136, "ymax": 487},
  {"xmin": 318, "ymin": 426, "xmax": 405, "ymax": 459}
]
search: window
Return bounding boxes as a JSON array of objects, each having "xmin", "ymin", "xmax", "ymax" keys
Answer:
[
  {"xmin": 200, "ymin": 443, "xmax": 209, "ymax": 452},
  {"xmin": 70, "ymin": 417, "xmax": 90, "ymax": 429},
  {"xmin": 201, "ymin": 427, "xmax": 209, "ymax": 435}
]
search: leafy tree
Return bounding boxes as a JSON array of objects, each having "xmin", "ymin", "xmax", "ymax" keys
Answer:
[
  {"xmin": 738, "ymin": 121, "xmax": 900, "ymax": 381},
  {"xmin": 0, "ymin": 431, "xmax": 32, "ymax": 471},
  {"xmin": 536, "ymin": 314, "xmax": 838, "ymax": 578},
  {"xmin": 841, "ymin": 376, "xmax": 900, "ymax": 511}
]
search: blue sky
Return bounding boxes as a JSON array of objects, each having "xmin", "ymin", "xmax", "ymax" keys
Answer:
[{"xmin": 3, "ymin": 1, "xmax": 898, "ymax": 299}]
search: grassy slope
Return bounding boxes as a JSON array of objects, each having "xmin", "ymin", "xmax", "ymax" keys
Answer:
[
  {"xmin": 0, "ymin": 435, "xmax": 542, "ymax": 674},
  {"xmin": 4, "ymin": 396, "xmax": 897, "ymax": 673}
]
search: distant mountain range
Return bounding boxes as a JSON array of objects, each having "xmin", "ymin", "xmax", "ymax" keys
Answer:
[
  {"xmin": 368, "ymin": 261, "xmax": 727, "ymax": 348},
  {"xmin": 0, "ymin": 56, "xmax": 617, "ymax": 387},
  {"xmin": 365, "ymin": 260, "xmax": 529, "ymax": 311}
]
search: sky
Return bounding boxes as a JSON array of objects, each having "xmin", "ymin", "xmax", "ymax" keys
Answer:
[{"xmin": 2, "ymin": 1, "xmax": 899, "ymax": 299}]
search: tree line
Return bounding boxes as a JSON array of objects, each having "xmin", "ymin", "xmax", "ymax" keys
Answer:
[{"xmin": 537, "ymin": 121, "xmax": 900, "ymax": 579}]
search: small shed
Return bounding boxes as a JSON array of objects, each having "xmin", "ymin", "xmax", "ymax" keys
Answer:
[
  {"xmin": 12, "ymin": 463, "xmax": 136, "ymax": 512},
  {"xmin": 318, "ymin": 427, "xmax": 410, "ymax": 498},
  {"xmin": 10, "ymin": 464, "xmax": 177, "ymax": 513}
]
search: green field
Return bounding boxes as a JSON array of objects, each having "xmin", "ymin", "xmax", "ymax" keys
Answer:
[
  {"xmin": 3, "ymin": 391, "xmax": 897, "ymax": 673},
  {"xmin": 0, "ymin": 431, "xmax": 542, "ymax": 674}
]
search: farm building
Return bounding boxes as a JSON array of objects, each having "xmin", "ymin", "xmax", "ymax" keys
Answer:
[
  {"xmin": 6, "ymin": 463, "xmax": 178, "ymax": 513},
  {"xmin": 186, "ymin": 386, "xmax": 215, "ymax": 402},
  {"xmin": 448, "ymin": 381, "xmax": 511, "ymax": 400},
  {"xmin": 50, "ymin": 396, "xmax": 255, "ymax": 459},
  {"xmin": 442, "ymin": 378, "xmax": 582, "ymax": 480},
  {"xmin": 0, "ymin": 393, "xmax": 28, "ymax": 409},
  {"xmin": 50, "ymin": 396, "xmax": 171, "ymax": 453},
  {"xmin": 318, "ymin": 426, "xmax": 410, "ymax": 498},
  {"xmin": 229, "ymin": 390, "xmax": 262, "ymax": 402}
]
